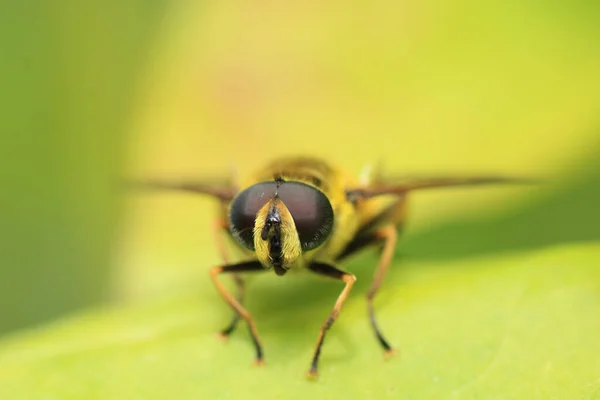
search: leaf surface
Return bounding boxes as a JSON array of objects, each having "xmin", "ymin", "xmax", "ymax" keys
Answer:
[{"xmin": 1, "ymin": 243, "xmax": 598, "ymax": 400}]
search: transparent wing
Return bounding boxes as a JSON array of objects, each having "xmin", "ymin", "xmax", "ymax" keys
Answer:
[
  {"xmin": 346, "ymin": 176, "xmax": 537, "ymax": 199},
  {"xmin": 127, "ymin": 178, "xmax": 237, "ymax": 201}
]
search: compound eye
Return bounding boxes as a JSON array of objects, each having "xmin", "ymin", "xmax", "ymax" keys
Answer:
[
  {"xmin": 229, "ymin": 182, "xmax": 277, "ymax": 249},
  {"xmin": 276, "ymin": 182, "xmax": 334, "ymax": 251}
]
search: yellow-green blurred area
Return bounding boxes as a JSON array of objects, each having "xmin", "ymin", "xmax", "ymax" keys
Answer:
[{"xmin": 1, "ymin": 1, "xmax": 600, "ymax": 399}]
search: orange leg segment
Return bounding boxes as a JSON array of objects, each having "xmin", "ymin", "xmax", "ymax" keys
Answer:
[
  {"xmin": 367, "ymin": 225, "xmax": 398, "ymax": 355},
  {"xmin": 306, "ymin": 262, "xmax": 357, "ymax": 379},
  {"xmin": 210, "ymin": 261, "xmax": 266, "ymax": 363}
]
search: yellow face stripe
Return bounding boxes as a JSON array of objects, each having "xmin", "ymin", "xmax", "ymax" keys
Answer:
[{"xmin": 253, "ymin": 198, "xmax": 302, "ymax": 270}]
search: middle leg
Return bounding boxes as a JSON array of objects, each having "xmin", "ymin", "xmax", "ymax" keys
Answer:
[
  {"xmin": 210, "ymin": 260, "xmax": 266, "ymax": 364},
  {"xmin": 213, "ymin": 218, "xmax": 246, "ymax": 338},
  {"xmin": 366, "ymin": 225, "xmax": 397, "ymax": 355}
]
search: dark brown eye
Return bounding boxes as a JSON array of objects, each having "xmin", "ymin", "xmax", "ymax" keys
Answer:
[
  {"xmin": 277, "ymin": 181, "xmax": 334, "ymax": 251},
  {"xmin": 229, "ymin": 181, "xmax": 334, "ymax": 251},
  {"xmin": 229, "ymin": 182, "xmax": 277, "ymax": 250}
]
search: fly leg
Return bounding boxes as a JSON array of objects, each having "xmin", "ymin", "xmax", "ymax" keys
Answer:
[
  {"xmin": 213, "ymin": 219, "xmax": 246, "ymax": 338},
  {"xmin": 336, "ymin": 224, "xmax": 399, "ymax": 356},
  {"xmin": 306, "ymin": 262, "xmax": 356, "ymax": 379},
  {"xmin": 366, "ymin": 225, "xmax": 398, "ymax": 356},
  {"xmin": 218, "ymin": 274, "xmax": 245, "ymax": 337},
  {"xmin": 210, "ymin": 260, "xmax": 266, "ymax": 364}
]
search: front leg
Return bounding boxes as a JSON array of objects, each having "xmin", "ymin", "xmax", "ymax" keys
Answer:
[
  {"xmin": 210, "ymin": 260, "xmax": 266, "ymax": 364},
  {"xmin": 306, "ymin": 261, "xmax": 356, "ymax": 379}
]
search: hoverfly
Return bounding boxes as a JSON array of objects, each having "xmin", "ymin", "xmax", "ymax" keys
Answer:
[{"xmin": 136, "ymin": 156, "xmax": 527, "ymax": 379}]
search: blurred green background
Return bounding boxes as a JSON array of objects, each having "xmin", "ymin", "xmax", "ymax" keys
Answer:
[
  {"xmin": 0, "ymin": 2, "xmax": 168, "ymax": 334},
  {"xmin": 1, "ymin": 1, "xmax": 599, "ymax": 398}
]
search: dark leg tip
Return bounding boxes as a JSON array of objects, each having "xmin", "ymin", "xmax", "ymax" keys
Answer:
[
  {"xmin": 219, "ymin": 327, "xmax": 234, "ymax": 337},
  {"xmin": 379, "ymin": 338, "xmax": 392, "ymax": 352},
  {"xmin": 306, "ymin": 367, "xmax": 319, "ymax": 380},
  {"xmin": 218, "ymin": 318, "xmax": 239, "ymax": 339},
  {"xmin": 216, "ymin": 331, "xmax": 230, "ymax": 342},
  {"xmin": 253, "ymin": 358, "xmax": 266, "ymax": 367},
  {"xmin": 217, "ymin": 323, "xmax": 238, "ymax": 341},
  {"xmin": 384, "ymin": 347, "xmax": 398, "ymax": 359}
]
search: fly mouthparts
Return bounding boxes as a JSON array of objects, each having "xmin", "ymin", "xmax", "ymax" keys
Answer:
[{"xmin": 273, "ymin": 264, "xmax": 288, "ymax": 276}]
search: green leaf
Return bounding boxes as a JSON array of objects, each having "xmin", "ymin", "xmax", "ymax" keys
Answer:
[{"xmin": 1, "ymin": 243, "xmax": 598, "ymax": 399}]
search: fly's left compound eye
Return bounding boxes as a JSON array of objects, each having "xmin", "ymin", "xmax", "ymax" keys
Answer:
[{"xmin": 275, "ymin": 181, "xmax": 334, "ymax": 251}]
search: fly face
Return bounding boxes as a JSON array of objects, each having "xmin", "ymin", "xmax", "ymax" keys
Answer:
[{"xmin": 228, "ymin": 180, "xmax": 334, "ymax": 275}]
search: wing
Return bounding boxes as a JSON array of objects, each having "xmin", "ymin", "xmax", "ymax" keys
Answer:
[
  {"xmin": 346, "ymin": 176, "xmax": 537, "ymax": 200},
  {"xmin": 127, "ymin": 178, "xmax": 237, "ymax": 201}
]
